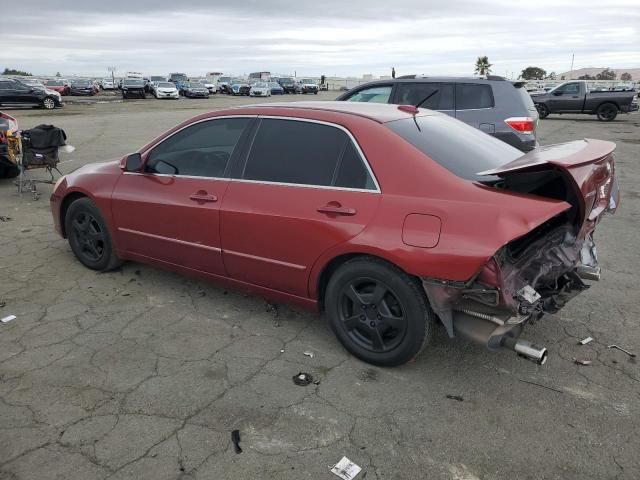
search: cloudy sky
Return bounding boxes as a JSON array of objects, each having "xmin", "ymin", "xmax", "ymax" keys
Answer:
[{"xmin": 2, "ymin": 0, "xmax": 638, "ymax": 78}]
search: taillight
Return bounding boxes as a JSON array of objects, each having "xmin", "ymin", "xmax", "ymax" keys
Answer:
[{"xmin": 504, "ymin": 117, "xmax": 535, "ymax": 135}]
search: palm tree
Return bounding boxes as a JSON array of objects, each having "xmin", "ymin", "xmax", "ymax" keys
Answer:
[{"xmin": 474, "ymin": 56, "xmax": 492, "ymax": 75}]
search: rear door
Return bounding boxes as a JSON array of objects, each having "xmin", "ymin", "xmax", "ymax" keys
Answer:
[
  {"xmin": 454, "ymin": 83, "xmax": 496, "ymax": 134},
  {"xmin": 220, "ymin": 117, "xmax": 380, "ymax": 297},
  {"xmin": 392, "ymin": 82, "xmax": 455, "ymax": 116},
  {"xmin": 111, "ymin": 116, "xmax": 254, "ymax": 275}
]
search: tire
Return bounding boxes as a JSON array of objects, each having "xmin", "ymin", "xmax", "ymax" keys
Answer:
[
  {"xmin": 65, "ymin": 198, "xmax": 122, "ymax": 271},
  {"xmin": 596, "ymin": 102, "xmax": 618, "ymax": 122},
  {"xmin": 324, "ymin": 257, "xmax": 434, "ymax": 366},
  {"xmin": 42, "ymin": 97, "xmax": 56, "ymax": 109},
  {"xmin": 536, "ymin": 103, "xmax": 549, "ymax": 119}
]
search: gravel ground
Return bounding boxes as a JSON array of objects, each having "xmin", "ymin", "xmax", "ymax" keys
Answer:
[{"xmin": 0, "ymin": 94, "xmax": 639, "ymax": 480}]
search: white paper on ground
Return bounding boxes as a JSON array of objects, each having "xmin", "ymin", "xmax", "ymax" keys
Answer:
[
  {"xmin": 330, "ymin": 456, "xmax": 361, "ymax": 480},
  {"xmin": 1, "ymin": 315, "xmax": 17, "ymax": 323}
]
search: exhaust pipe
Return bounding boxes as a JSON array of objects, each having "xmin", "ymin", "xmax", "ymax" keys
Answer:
[
  {"xmin": 502, "ymin": 337, "xmax": 548, "ymax": 365},
  {"xmin": 576, "ymin": 265, "xmax": 601, "ymax": 281}
]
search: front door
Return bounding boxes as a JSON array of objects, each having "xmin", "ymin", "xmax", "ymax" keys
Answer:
[
  {"xmin": 220, "ymin": 117, "xmax": 381, "ymax": 297},
  {"xmin": 548, "ymin": 82, "xmax": 583, "ymax": 112},
  {"xmin": 111, "ymin": 116, "xmax": 254, "ymax": 275}
]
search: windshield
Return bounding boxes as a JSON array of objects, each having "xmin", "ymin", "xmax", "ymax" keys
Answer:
[
  {"xmin": 301, "ymin": 79, "xmax": 314, "ymax": 84},
  {"xmin": 254, "ymin": 82, "xmax": 268, "ymax": 88},
  {"xmin": 150, "ymin": 76, "xmax": 165, "ymax": 81},
  {"xmin": 124, "ymin": 79, "xmax": 143, "ymax": 86},
  {"xmin": 219, "ymin": 77, "xmax": 231, "ymax": 82},
  {"xmin": 170, "ymin": 74, "xmax": 187, "ymax": 81},
  {"xmin": 269, "ymin": 82, "xmax": 280, "ymax": 87},
  {"xmin": 187, "ymin": 83, "xmax": 205, "ymax": 88},
  {"xmin": 102, "ymin": 78, "xmax": 113, "ymax": 82},
  {"xmin": 386, "ymin": 114, "xmax": 523, "ymax": 181},
  {"xmin": 280, "ymin": 78, "xmax": 293, "ymax": 83},
  {"xmin": 46, "ymin": 80, "xmax": 64, "ymax": 86},
  {"xmin": 73, "ymin": 80, "xmax": 90, "ymax": 86},
  {"xmin": 157, "ymin": 82, "xmax": 174, "ymax": 88}
]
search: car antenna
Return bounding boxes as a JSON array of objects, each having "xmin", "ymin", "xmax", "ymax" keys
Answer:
[{"xmin": 415, "ymin": 90, "xmax": 439, "ymax": 108}]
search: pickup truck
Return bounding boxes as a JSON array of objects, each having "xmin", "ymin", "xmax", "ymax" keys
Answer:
[{"xmin": 531, "ymin": 80, "xmax": 638, "ymax": 121}]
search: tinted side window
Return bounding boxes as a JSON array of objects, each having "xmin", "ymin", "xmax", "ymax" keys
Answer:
[
  {"xmin": 243, "ymin": 119, "xmax": 346, "ymax": 186},
  {"xmin": 395, "ymin": 83, "xmax": 454, "ymax": 110},
  {"xmin": 334, "ymin": 142, "xmax": 376, "ymax": 190},
  {"xmin": 346, "ymin": 86, "xmax": 392, "ymax": 104},
  {"xmin": 0, "ymin": 81, "xmax": 14, "ymax": 90},
  {"xmin": 455, "ymin": 84, "xmax": 494, "ymax": 110},
  {"xmin": 146, "ymin": 117, "xmax": 251, "ymax": 177},
  {"xmin": 557, "ymin": 83, "xmax": 580, "ymax": 95}
]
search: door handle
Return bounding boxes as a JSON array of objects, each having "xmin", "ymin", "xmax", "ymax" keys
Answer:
[
  {"xmin": 189, "ymin": 191, "xmax": 218, "ymax": 202},
  {"xmin": 317, "ymin": 203, "xmax": 357, "ymax": 216}
]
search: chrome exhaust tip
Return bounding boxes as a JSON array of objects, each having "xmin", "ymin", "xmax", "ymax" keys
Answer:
[
  {"xmin": 502, "ymin": 337, "xmax": 548, "ymax": 365},
  {"xmin": 576, "ymin": 265, "xmax": 601, "ymax": 281}
]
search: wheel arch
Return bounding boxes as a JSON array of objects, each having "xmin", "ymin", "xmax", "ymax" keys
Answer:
[
  {"xmin": 313, "ymin": 251, "xmax": 423, "ymax": 312},
  {"xmin": 59, "ymin": 190, "xmax": 90, "ymax": 238},
  {"xmin": 597, "ymin": 100, "xmax": 620, "ymax": 110}
]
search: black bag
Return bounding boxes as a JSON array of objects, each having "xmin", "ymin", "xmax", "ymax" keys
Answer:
[{"xmin": 23, "ymin": 125, "xmax": 67, "ymax": 149}]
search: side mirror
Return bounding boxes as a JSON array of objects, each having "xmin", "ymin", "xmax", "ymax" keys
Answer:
[
  {"xmin": 122, "ymin": 153, "xmax": 142, "ymax": 172},
  {"xmin": 552, "ymin": 90, "xmax": 563, "ymax": 96}
]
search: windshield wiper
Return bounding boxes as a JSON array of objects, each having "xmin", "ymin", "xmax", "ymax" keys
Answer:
[{"xmin": 415, "ymin": 90, "xmax": 439, "ymax": 108}]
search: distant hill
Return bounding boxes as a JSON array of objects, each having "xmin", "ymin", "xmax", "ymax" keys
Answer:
[{"xmin": 559, "ymin": 67, "xmax": 640, "ymax": 80}]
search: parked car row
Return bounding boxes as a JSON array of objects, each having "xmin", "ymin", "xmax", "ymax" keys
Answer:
[{"xmin": 0, "ymin": 78, "xmax": 64, "ymax": 109}]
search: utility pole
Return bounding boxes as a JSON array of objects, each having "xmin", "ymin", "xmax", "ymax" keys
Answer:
[
  {"xmin": 108, "ymin": 66, "xmax": 116, "ymax": 85},
  {"xmin": 569, "ymin": 54, "xmax": 574, "ymax": 80}
]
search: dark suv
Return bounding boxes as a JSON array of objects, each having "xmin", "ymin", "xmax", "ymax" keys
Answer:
[
  {"xmin": 337, "ymin": 76, "xmax": 538, "ymax": 152},
  {"xmin": 0, "ymin": 79, "xmax": 63, "ymax": 110}
]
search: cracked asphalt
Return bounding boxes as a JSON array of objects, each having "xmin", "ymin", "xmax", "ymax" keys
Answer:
[{"xmin": 1, "ymin": 94, "xmax": 639, "ymax": 480}]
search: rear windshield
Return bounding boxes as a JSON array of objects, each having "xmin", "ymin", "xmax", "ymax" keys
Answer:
[
  {"xmin": 514, "ymin": 84, "xmax": 536, "ymax": 110},
  {"xmin": 386, "ymin": 114, "xmax": 523, "ymax": 181}
]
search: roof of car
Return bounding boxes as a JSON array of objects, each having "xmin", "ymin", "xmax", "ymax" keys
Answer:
[{"xmin": 234, "ymin": 101, "xmax": 439, "ymax": 123}]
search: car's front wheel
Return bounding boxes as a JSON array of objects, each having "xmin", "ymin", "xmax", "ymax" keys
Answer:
[
  {"xmin": 325, "ymin": 257, "xmax": 434, "ymax": 366},
  {"xmin": 65, "ymin": 198, "xmax": 122, "ymax": 271},
  {"xmin": 536, "ymin": 103, "xmax": 549, "ymax": 119},
  {"xmin": 42, "ymin": 97, "xmax": 56, "ymax": 109}
]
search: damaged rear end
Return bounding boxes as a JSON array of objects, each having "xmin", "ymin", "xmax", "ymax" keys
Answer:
[{"xmin": 424, "ymin": 139, "xmax": 619, "ymax": 364}]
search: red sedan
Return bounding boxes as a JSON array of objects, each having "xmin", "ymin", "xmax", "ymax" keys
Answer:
[
  {"xmin": 50, "ymin": 102, "xmax": 619, "ymax": 366},
  {"xmin": 44, "ymin": 79, "xmax": 70, "ymax": 96}
]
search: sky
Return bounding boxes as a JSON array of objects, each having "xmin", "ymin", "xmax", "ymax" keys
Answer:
[{"xmin": 2, "ymin": 0, "xmax": 639, "ymax": 79}]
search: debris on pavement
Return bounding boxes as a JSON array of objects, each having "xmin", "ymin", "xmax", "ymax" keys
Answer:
[
  {"xmin": 0, "ymin": 216, "xmax": 11, "ymax": 222},
  {"xmin": 607, "ymin": 345, "xmax": 636, "ymax": 358},
  {"xmin": 573, "ymin": 358, "xmax": 593, "ymax": 366},
  {"xmin": 265, "ymin": 301, "xmax": 280, "ymax": 327},
  {"xmin": 231, "ymin": 429, "xmax": 242, "ymax": 454},
  {"xmin": 280, "ymin": 349, "xmax": 285, "ymax": 353},
  {"xmin": 330, "ymin": 456, "xmax": 362, "ymax": 480},
  {"xmin": 292, "ymin": 372, "xmax": 314, "ymax": 386},
  {"xmin": 303, "ymin": 351, "xmax": 314, "ymax": 358},
  {"xmin": 1, "ymin": 314, "xmax": 17, "ymax": 323},
  {"xmin": 0, "ymin": 301, "xmax": 5, "ymax": 308},
  {"xmin": 446, "ymin": 394, "xmax": 464, "ymax": 402},
  {"xmin": 579, "ymin": 337, "xmax": 594, "ymax": 345}
]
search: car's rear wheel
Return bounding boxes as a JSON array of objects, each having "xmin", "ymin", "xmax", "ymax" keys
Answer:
[
  {"xmin": 596, "ymin": 102, "xmax": 618, "ymax": 121},
  {"xmin": 325, "ymin": 257, "xmax": 434, "ymax": 366},
  {"xmin": 65, "ymin": 198, "xmax": 121, "ymax": 271},
  {"xmin": 42, "ymin": 97, "xmax": 56, "ymax": 109},
  {"xmin": 536, "ymin": 103, "xmax": 549, "ymax": 119}
]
